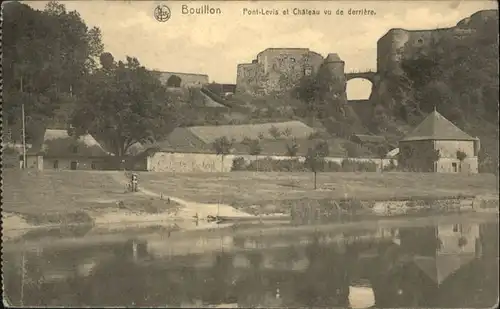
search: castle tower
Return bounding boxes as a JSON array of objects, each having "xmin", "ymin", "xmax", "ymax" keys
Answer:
[
  {"xmin": 324, "ymin": 53, "xmax": 345, "ymax": 78},
  {"xmin": 322, "ymin": 53, "xmax": 347, "ymax": 102}
]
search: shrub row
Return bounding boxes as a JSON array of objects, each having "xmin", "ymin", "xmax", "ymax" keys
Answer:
[{"xmin": 231, "ymin": 157, "xmax": 378, "ymax": 172}]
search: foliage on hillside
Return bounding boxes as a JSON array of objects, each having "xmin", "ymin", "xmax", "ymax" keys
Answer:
[
  {"xmin": 3, "ymin": 1, "xmax": 180, "ymax": 156},
  {"xmin": 369, "ymin": 13, "xmax": 499, "ymax": 173},
  {"xmin": 2, "ymin": 1, "xmax": 104, "ymax": 140},
  {"xmin": 71, "ymin": 55, "xmax": 178, "ymax": 156}
]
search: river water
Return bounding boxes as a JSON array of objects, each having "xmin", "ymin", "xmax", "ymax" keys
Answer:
[{"xmin": 2, "ymin": 216, "xmax": 499, "ymax": 308}]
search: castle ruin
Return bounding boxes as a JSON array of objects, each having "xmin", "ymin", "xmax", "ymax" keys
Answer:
[
  {"xmin": 376, "ymin": 9, "xmax": 496, "ymax": 74},
  {"xmin": 235, "ymin": 10, "xmax": 497, "ymax": 97},
  {"xmin": 236, "ymin": 48, "xmax": 346, "ymax": 96},
  {"xmin": 153, "ymin": 71, "xmax": 209, "ymax": 88}
]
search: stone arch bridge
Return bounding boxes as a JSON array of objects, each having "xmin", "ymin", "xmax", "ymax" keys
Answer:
[{"xmin": 345, "ymin": 70, "xmax": 377, "ymax": 84}]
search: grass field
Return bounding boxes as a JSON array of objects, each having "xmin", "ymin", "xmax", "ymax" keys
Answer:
[
  {"xmin": 138, "ymin": 171, "xmax": 498, "ymax": 207},
  {"xmin": 2, "ymin": 169, "xmax": 498, "ymax": 222},
  {"xmin": 2, "ymin": 170, "xmax": 178, "ymax": 224}
]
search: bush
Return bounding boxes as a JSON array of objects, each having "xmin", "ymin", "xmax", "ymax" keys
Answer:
[
  {"xmin": 231, "ymin": 156, "xmax": 247, "ymax": 171},
  {"xmin": 230, "ymin": 157, "xmax": 378, "ymax": 173},
  {"xmin": 383, "ymin": 159, "xmax": 398, "ymax": 172},
  {"xmin": 341, "ymin": 159, "xmax": 377, "ymax": 172},
  {"xmin": 343, "ymin": 142, "xmax": 361, "ymax": 158},
  {"xmin": 246, "ymin": 158, "xmax": 307, "ymax": 172},
  {"xmin": 324, "ymin": 161, "xmax": 342, "ymax": 172}
]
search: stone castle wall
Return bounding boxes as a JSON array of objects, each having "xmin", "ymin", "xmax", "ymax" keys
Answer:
[
  {"xmin": 376, "ymin": 26, "xmax": 476, "ymax": 74},
  {"xmin": 236, "ymin": 48, "xmax": 324, "ymax": 95},
  {"xmin": 155, "ymin": 71, "xmax": 209, "ymax": 88}
]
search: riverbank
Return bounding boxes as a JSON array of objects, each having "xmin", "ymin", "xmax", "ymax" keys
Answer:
[
  {"xmin": 2, "ymin": 170, "xmax": 497, "ymax": 241},
  {"xmin": 3, "ymin": 193, "xmax": 497, "ymax": 243}
]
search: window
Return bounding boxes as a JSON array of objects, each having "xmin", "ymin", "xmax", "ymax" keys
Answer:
[
  {"xmin": 53, "ymin": 160, "xmax": 59, "ymax": 169},
  {"xmin": 72, "ymin": 145, "xmax": 78, "ymax": 153},
  {"xmin": 91, "ymin": 162, "xmax": 97, "ymax": 170},
  {"xmin": 452, "ymin": 162, "xmax": 458, "ymax": 172}
]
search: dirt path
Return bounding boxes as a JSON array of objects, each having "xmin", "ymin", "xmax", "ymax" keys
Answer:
[{"xmin": 110, "ymin": 173, "xmax": 253, "ymax": 220}]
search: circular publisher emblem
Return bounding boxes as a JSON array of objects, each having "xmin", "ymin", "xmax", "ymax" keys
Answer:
[{"xmin": 154, "ymin": 5, "xmax": 171, "ymax": 22}]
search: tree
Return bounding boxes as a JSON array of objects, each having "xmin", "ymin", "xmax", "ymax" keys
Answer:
[
  {"xmin": 458, "ymin": 236, "xmax": 468, "ymax": 249},
  {"xmin": 456, "ymin": 150, "xmax": 467, "ymax": 173},
  {"xmin": 248, "ymin": 139, "xmax": 262, "ymax": 156},
  {"xmin": 282, "ymin": 127, "xmax": 292, "ymax": 137},
  {"xmin": 100, "ymin": 52, "xmax": 115, "ymax": 70},
  {"xmin": 212, "ymin": 136, "xmax": 233, "ymax": 171},
  {"xmin": 71, "ymin": 56, "xmax": 178, "ymax": 156},
  {"xmin": 248, "ymin": 139, "xmax": 262, "ymax": 171},
  {"xmin": 427, "ymin": 149, "xmax": 441, "ymax": 172},
  {"xmin": 375, "ymin": 144, "xmax": 389, "ymax": 172},
  {"xmin": 268, "ymin": 126, "xmax": 281, "ymax": 139},
  {"xmin": 2, "ymin": 1, "xmax": 104, "ymax": 130},
  {"xmin": 305, "ymin": 140, "xmax": 330, "ymax": 190},
  {"xmin": 294, "ymin": 76, "xmax": 321, "ymax": 120},
  {"xmin": 344, "ymin": 142, "xmax": 361, "ymax": 158},
  {"xmin": 285, "ymin": 138, "xmax": 299, "ymax": 157}
]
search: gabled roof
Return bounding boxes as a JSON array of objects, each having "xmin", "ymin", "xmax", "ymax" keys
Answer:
[
  {"xmin": 43, "ymin": 129, "xmax": 104, "ymax": 148},
  {"xmin": 186, "ymin": 121, "xmax": 316, "ymax": 144},
  {"xmin": 401, "ymin": 110, "xmax": 476, "ymax": 142},
  {"xmin": 30, "ymin": 129, "xmax": 108, "ymax": 156},
  {"xmin": 351, "ymin": 134, "xmax": 386, "ymax": 144}
]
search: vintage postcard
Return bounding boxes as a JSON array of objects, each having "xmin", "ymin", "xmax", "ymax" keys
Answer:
[{"xmin": 1, "ymin": 0, "xmax": 499, "ymax": 307}]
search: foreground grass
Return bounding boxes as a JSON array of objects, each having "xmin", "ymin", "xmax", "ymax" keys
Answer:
[
  {"xmin": 139, "ymin": 171, "xmax": 498, "ymax": 207},
  {"xmin": 2, "ymin": 170, "xmax": 497, "ymax": 223},
  {"xmin": 2, "ymin": 169, "xmax": 179, "ymax": 225}
]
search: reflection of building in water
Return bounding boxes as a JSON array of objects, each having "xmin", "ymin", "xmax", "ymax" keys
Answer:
[
  {"xmin": 437, "ymin": 223, "xmax": 480, "ymax": 255},
  {"xmin": 399, "ymin": 223, "xmax": 480, "ymax": 285}
]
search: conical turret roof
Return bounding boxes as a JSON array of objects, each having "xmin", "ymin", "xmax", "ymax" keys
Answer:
[
  {"xmin": 325, "ymin": 53, "xmax": 343, "ymax": 62},
  {"xmin": 401, "ymin": 110, "xmax": 476, "ymax": 142}
]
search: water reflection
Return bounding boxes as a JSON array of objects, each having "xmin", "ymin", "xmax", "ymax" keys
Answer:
[{"xmin": 3, "ymin": 221, "xmax": 498, "ymax": 308}]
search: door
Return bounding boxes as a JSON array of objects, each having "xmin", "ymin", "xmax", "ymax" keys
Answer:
[{"xmin": 70, "ymin": 161, "xmax": 78, "ymax": 170}]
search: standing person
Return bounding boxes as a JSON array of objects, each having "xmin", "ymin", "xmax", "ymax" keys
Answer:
[{"xmin": 131, "ymin": 173, "xmax": 138, "ymax": 192}]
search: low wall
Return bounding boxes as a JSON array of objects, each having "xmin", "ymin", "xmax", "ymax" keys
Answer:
[
  {"xmin": 148, "ymin": 152, "xmax": 396, "ymax": 173},
  {"xmin": 148, "ymin": 152, "xmax": 232, "ymax": 172}
]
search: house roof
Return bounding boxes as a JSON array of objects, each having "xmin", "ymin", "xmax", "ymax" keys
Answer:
[
  {"xmin": 231, "ymin": 138, "xmax": 346, "ymax": 157},
  {"xmin": 401, "ymin": 111, "xmax": 476, "ymax": 142},
  {"xmin": 386, "ymin": 148, "xmax": 399, "ymax": 158},
  {"xmin": 159, "ymin": 132, "xmax": 347, "ymax": 157},
  {"xmin": 352, "ymin": 134, "xmax": 387, "ymax": 144},
  {"xmin": 157, "ymin": 127, "xmax": 212, "ymax": 153},
  {"xmin": 29, "ymin": 129, "xmax": 108, "ymax": 155},
  {"xmin": 186, "ymin": 121, "xmax": 316, "ymax": 144},
  {"xmin": 43, "ymin": 129, "xmax": 104, "ymax": 148}
]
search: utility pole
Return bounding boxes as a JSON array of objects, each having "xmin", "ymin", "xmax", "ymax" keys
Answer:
[
  {"xmin": 20, "ymin": 251, "xmax": 25, "ymax": 306},
  {"xmin": 22, "ymin": 103, "xmax": 26, "ymax": 169}
]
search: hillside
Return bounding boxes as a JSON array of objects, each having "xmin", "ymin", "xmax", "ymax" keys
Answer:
[
  {"xmin": 367, "ymin": 10, "xmax": 499, "ymax": 173},
  {"xmin": 210, "ymin": 10, "xmax": 499, "ymax": 170}
]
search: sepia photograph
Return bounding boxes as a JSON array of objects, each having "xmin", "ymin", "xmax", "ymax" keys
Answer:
[{"xmin": 1, "ymin": 0, "xmax": 499, "ymax": 307}]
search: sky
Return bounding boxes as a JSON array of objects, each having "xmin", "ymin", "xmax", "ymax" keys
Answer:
[{"xmin": 25, "ymin": 0, "xmax": 497, "ymax": 100}]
